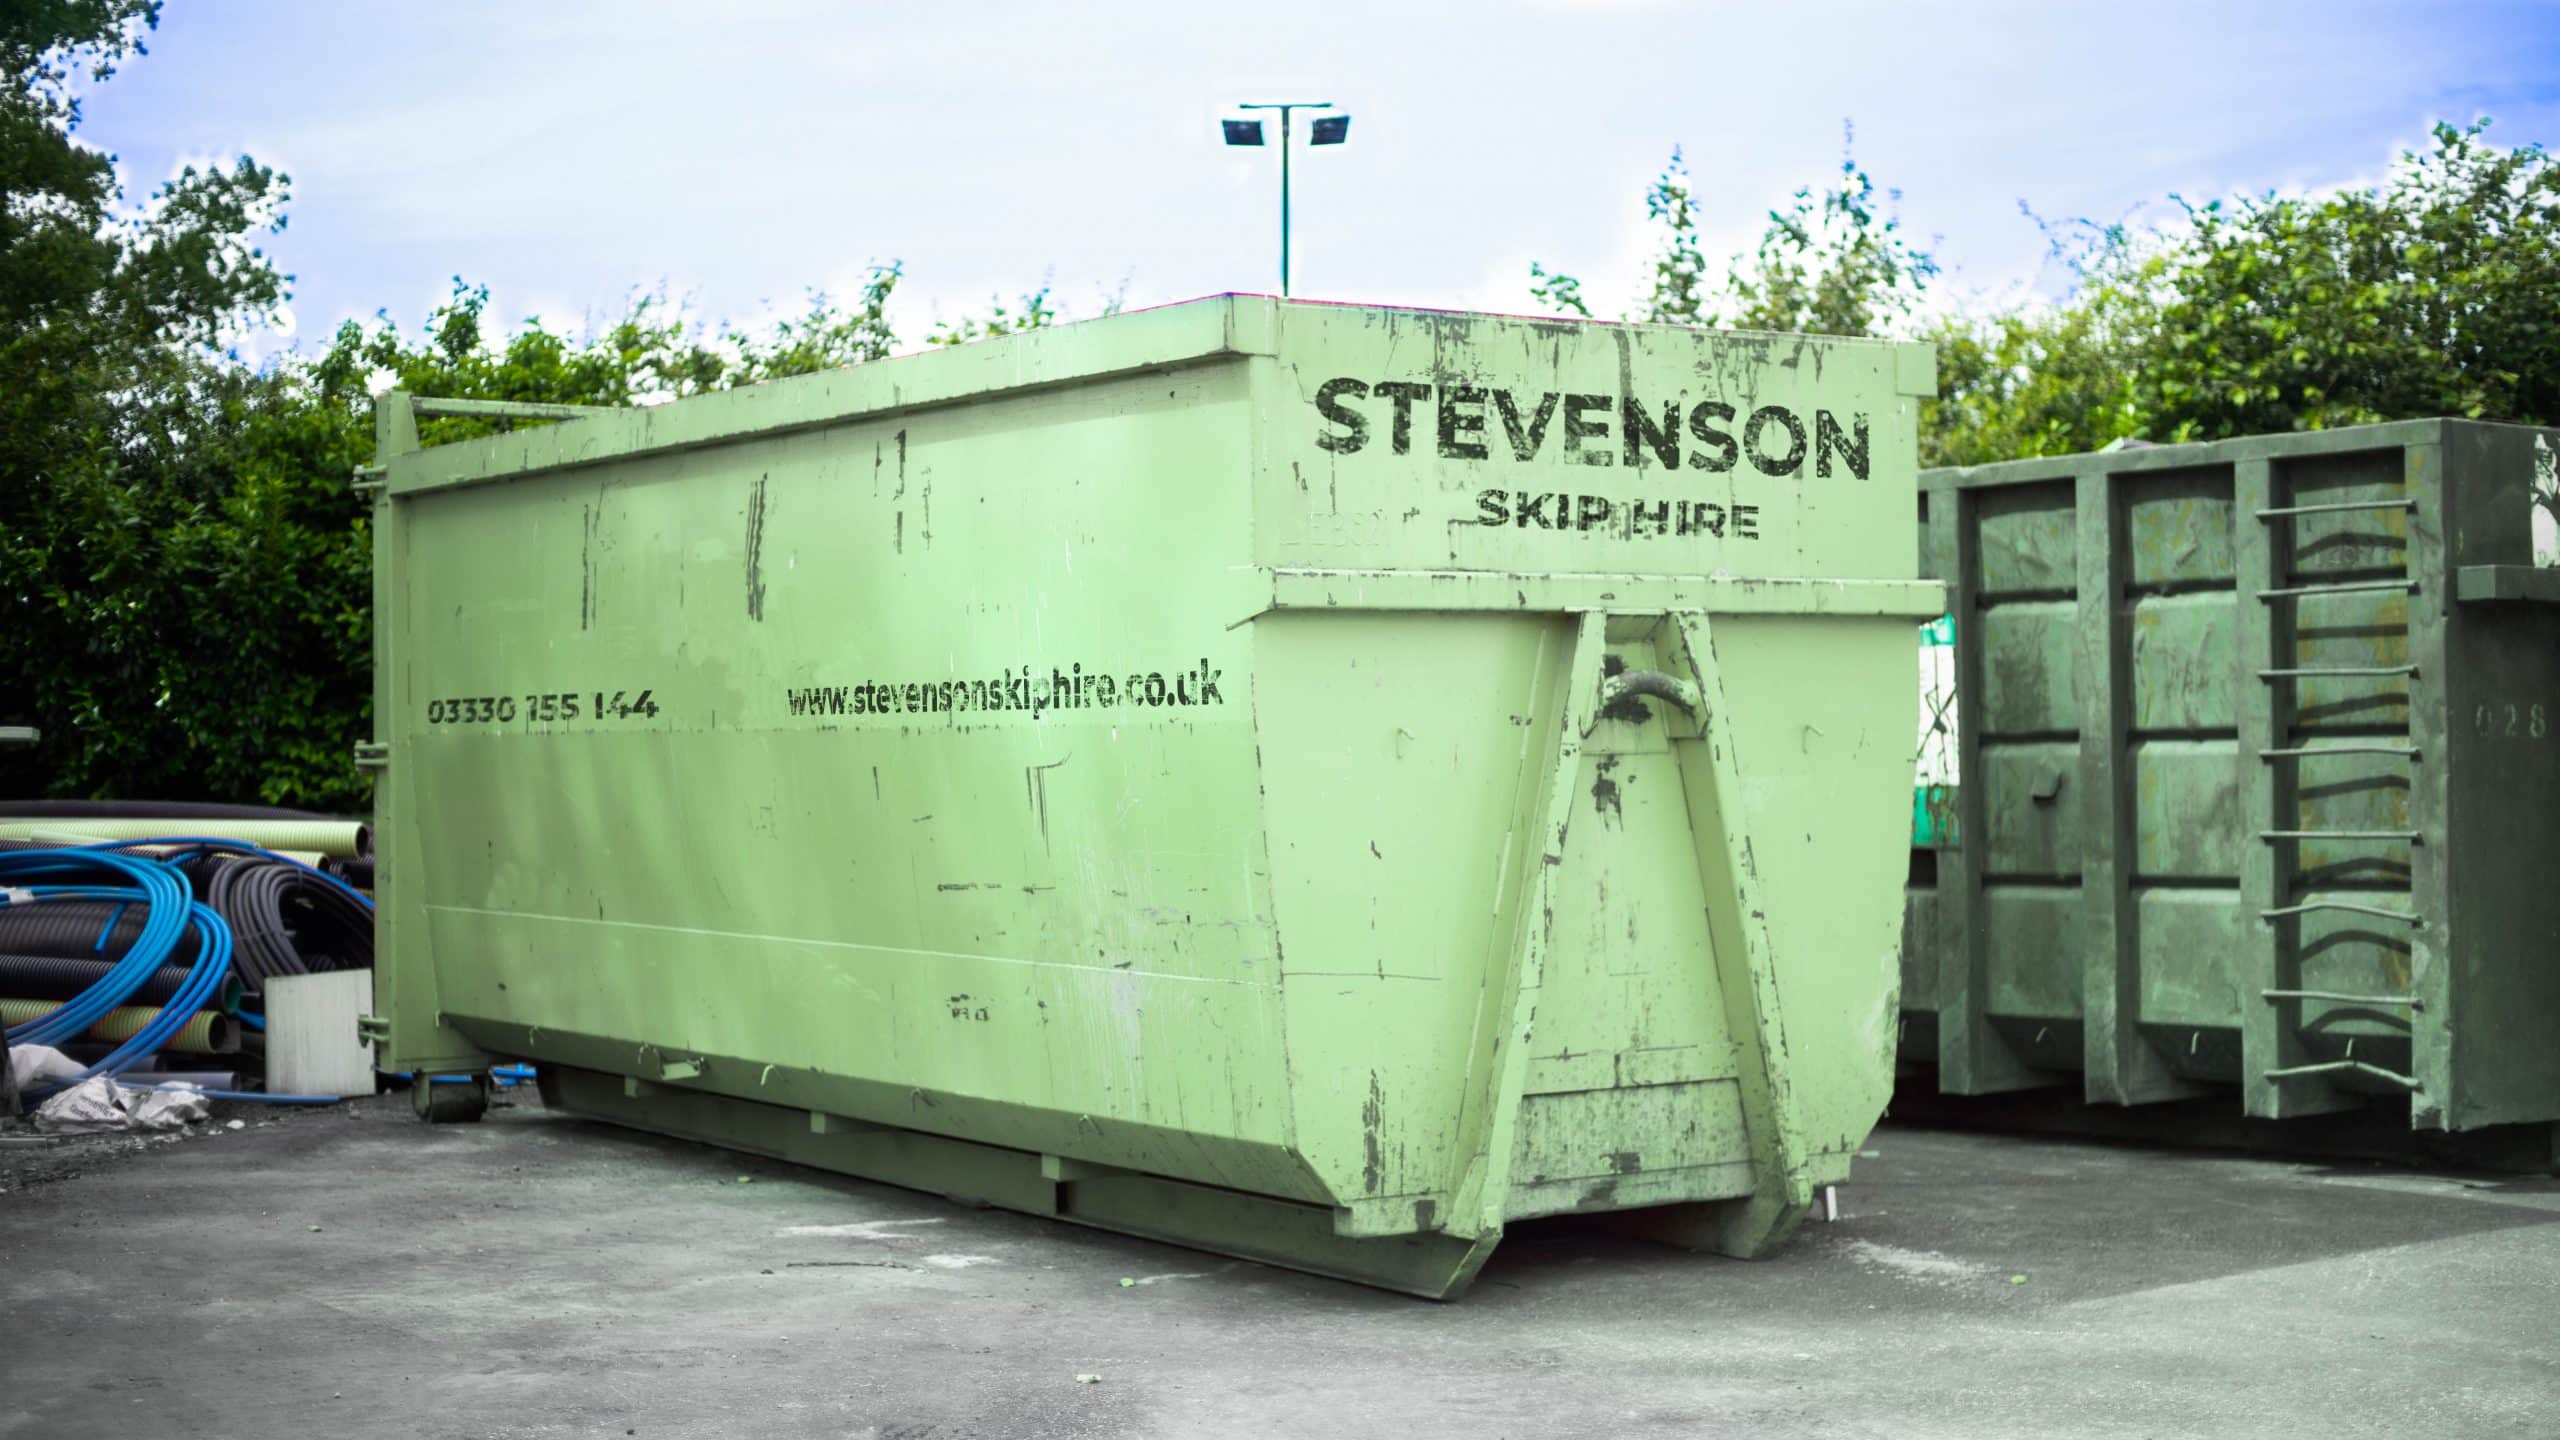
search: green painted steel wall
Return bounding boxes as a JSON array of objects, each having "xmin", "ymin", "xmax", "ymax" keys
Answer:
[
  {"xmin": 365, "ymin": 296, "xmax": 1943, "ymax": 1295},
  {"xmin": 1903, "ymin": 420, "xmax": 2560, "ymax": 1135}
]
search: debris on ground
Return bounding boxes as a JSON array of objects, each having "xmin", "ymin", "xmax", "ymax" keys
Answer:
[{"xmin": 33, "ymin": 1075, "xmax": 210, "ymax": 1133}]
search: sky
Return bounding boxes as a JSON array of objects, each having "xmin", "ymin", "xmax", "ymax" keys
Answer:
[{"xmin": 72, "ymin": 0, "xmax": 2560, "ymax": 359}]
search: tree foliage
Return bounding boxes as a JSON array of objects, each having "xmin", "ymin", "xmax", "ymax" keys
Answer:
[
  {"xmin": 1719, "ymin": 153, "xmax": 1940, "ymax": 337},
  {"xmin": 1, "ymin": 2, "xmax": 317, "ymax": 803},
  {"xmin": 3, "ymin": 255, "xmax": 1084, "ymax": 807},
  {"xmin": 0, "ymin": 11, "xmax": 1075, "ymax": 808},
  {"xmin": 1638, "ymin": 148, "xmax": 1709, "ymax": 326},
  {"xmin": 1927, "ymin": 121, "xmax": 2560, "ymax": 464},
  {"xmin": 925, "ymin": 284, "xmax": 1057, "ymax": 348},
  {"xmin": 1918, "ymin": 299, "xmax": 2137, "ymax": 466},
  {"xmin": 1535, "ymin": 123, "xmax": 2559, "ymax": 469},
  {"xmin": 2115, "ymin": 120, "xmax": 2556, "ymax": 440},
  {"xmin": 0, "ymin": 1, "xmax": 287, "ymax": 451},
  {"xmin": 1527, "ymin": 134, "xmax": 1939, "ymax": 334}
]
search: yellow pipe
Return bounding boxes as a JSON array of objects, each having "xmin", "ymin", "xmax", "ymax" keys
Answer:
[{"xmin": 0, "ymin": 998, "xmax": 237, "ymax": 1053}]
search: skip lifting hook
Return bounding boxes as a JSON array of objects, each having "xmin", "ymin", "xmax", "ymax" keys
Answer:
[{"xmin": 1598, "ymin": 669, "xmax": 1703, "ymax": 720}]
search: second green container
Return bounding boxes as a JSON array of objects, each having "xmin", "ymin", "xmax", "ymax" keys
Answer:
[{"xmin": 1905, "ymin": 420, "xmax": 2560, "ymax": 1144}]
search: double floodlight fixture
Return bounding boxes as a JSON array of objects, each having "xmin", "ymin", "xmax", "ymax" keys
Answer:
[{"xmin": 1221, "ymin": 100, "xmax": 1352, "ymax": 296}]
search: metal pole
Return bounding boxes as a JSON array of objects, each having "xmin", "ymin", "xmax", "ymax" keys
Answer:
[
  {"xmin": 1240, "ymin": 101, "xmax": 1329, "ymax": 298},
  {"xmin": 1279, "ymin": 106, "xmax": 1293, "ymax": 297}
]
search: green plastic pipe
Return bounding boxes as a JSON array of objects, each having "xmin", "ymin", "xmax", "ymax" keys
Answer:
[
  {"xmin": 21, "ymin": 831, "xmax": 334, "ymax": 876},
  {"xmin": 0, "ymin": 818, "xmax": 370, "ymax": 858}
]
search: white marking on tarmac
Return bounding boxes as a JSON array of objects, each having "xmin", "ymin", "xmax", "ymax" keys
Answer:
[
  {"xmin": 777, "ymin": 1218, "xmax": 947, "ymax": 1239},
  {"xmin": 1842, "ymin": 1240, "xmax": 1994, "ymax": 1285},
  {"xmin": 922, "ymin": 1254, "xmax": 998, "ymax": 1269},
  {"xmin": 1130, "ymin": 1268, "xmax": 1225, "ymax": 1285}
]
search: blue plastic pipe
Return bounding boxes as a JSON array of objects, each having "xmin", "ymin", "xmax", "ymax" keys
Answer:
[{"xmin": 1, "ymin": 849, "xmax": 191, "ymax": 1045}]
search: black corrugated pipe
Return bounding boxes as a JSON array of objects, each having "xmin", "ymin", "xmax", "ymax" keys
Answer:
[
  {"xmin": 0, "ymin": 899, "xmax": 203, "ymax": 967},
  {"xmin": 0, "ymin": 954, "xmax": 231, "ymax": 1009},
  {"xmin": 0, "ymin": 799, "xmax": 342, "ymax": 822}
]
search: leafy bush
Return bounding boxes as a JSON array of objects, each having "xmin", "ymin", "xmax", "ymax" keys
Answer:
[{"xmin": 1527, "ymin": 123, "xmax": 2560, "ymax": 466}]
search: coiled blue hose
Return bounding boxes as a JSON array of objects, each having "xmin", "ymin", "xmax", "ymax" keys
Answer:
[
  {"xmin": 1, "ymin": 849, "xmax": 191, "ymax": 1046},
  {"xmin": 76, "ymin": 900, "xmax": 231, "ymax": 1080}
]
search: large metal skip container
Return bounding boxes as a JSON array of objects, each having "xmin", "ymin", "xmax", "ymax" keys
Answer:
[
  {"xmin": 363, "ymin": 296, "xmax": 1943, "ymax": 1296},
  {"xmin": 1903, "ymin": 421, "xmax": 2560, "ymax": 1154}
]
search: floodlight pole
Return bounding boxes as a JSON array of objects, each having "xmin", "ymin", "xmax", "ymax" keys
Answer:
[{"xmin": 1238, "ymin": 101, "xmax": 1331, "ymax": 297}]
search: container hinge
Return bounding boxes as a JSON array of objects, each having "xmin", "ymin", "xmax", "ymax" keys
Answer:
[
  {"xmin": 354, "ymin": 742, "xmax": 391, "ymax": 771},
  {"xmin": 356, "ymin": 1013, "xmax": 391, "ymax": 1046},
  {"xmin": 2256, "ymin": 665, "xmax": 2418, "ymax": 680},
  {"xmin": 2258, "ymin": 829, "xmax": 2421, "ymax": 844},
  {"xmin": 2262, "ymin": 988, "xmax": 2423, "ymax": 1011},
  {"xmin": 352, "ymin": 464, "xmax": 388, "ymax": 497}
]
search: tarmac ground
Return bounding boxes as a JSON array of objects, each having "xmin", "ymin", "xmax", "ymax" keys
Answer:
[{"xmin": 3, "ymin": 1089, "xmax": 2557, "ymax": 1439}]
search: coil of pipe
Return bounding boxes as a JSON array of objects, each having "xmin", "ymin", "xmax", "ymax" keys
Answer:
[
  {"xmin": 0, "ymin": 843, "xmax": 372, "ymax": 994},
  {"xmin": 76, "ymin": 900, "xmax": 233, "ymax": 1078},
  {"xmin": 1, "ymin": 852, "xmax": 194, "ymax": 1049},
  {"xmin": 1, "ymin": 846, "xmax": 353, "ymax": 1104},
  {"xmin": 200, "ymin": 852, "xmax": 374, "ymax": 989}
]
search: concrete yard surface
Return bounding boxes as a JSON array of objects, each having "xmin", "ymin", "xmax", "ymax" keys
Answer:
[{"xmin": 4, "ymin": 1094, "xmax": 2556, "ymax": 1439}]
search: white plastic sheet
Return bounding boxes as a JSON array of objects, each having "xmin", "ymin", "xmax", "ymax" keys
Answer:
[
  {"xmin": 8, "ymin": 1041, "xmax": 85, "ymax": 1094},
  {"xmin": 32, "ymin": 1075, "xmax": 211, "ymax": 1133}
]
